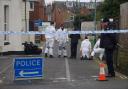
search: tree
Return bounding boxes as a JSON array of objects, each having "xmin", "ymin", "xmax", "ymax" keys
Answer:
[
  {"xmin": 73, "ymin": 14, "xmax": 94, "ymax": 30},
  {"xmin": 97, "ymin": 0, "xmax": 128, "ymax": 20}
]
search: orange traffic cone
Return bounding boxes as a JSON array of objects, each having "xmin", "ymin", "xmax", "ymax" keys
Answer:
[{"xmin": 97, "ymin": 63, "xmax": 108, "ymax": 81}]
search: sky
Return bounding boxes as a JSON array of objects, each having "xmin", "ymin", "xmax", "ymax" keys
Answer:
[{"xmin": 45, "ymin": 0, "xmax": 104, "ymax": 5}]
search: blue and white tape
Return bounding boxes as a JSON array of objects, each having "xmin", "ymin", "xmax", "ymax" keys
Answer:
[{"xmin": 0, "ymin": 29, "xmax": 128, "ymax": 35}]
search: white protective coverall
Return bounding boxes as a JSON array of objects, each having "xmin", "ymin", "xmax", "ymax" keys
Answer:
[
  {"xmin": 55, "ymin": 28, "xmax": 68, "ymax": 57},
  {"xmin": 80, "ymin": 39, "xmax": 91, "ymax": 59},
  {"xmin": 44, "ymin": 25, "xmax": 56, "ymax": 56},
  {"xmin": 91, "ymin": 38, "xmax": 105, "ymax": 60}
]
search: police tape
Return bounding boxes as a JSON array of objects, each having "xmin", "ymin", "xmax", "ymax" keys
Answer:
[{"xmin": 0, "ymin": 29, "xmax": 128, "ymax": 35}]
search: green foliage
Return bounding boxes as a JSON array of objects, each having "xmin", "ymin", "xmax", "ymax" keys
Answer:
[
  {"xmin": 73, "ymin": 14, "xmax": 94, "ymax": 29},
  {"xmin": 73, "ymin": 15, "xmax": 81, "ymax": 29},
  {"xmin": 97, "ymin": 0, "xmax": 128, "ymax": 20}
]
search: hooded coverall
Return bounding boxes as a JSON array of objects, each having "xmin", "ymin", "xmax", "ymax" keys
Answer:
[
  {"xmin": 80, "ymin": 39, "xmax": 91, "ymax": 59},
  {"xmin": 56, "ymin": 28, "xmax": 68, "ymax": 57},
  {"xmin": 44, "ymin": 25, "xmax": 56, "ymax": 56},
  {"xmin": 91, "ymin": 38, "xmax": 105, "ymax": 60}
]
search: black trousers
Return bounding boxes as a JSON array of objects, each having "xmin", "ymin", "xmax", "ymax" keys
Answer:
[
  {"xmin": 105, "ymin": 49, "xmax": 115, "ymax": 76},
  {"xmin": 71, "ymin": 43, "xmax": 77, "ymax": 58}
]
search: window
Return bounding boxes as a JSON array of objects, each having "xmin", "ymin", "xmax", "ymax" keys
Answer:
[
  {"xmin": 30, "ymin": 2, "xmax": 34, "ymax": 11},
  {"xmin": 4, "ymin": 5, "xmax": 9, "ymax": 41}
]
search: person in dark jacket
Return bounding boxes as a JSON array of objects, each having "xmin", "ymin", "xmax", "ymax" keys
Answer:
[
  {"xmin": 69, "ymin": 29, "xmax": 80, "ymax": 59},
  {"xmin": 100, "ymin": 18, "xmax": 117, "ymax": 77}
]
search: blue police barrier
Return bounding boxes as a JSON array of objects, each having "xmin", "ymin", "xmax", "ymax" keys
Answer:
[{"xmin": 14, "ymin": 57, "xmax": 44, "ymax": 80}]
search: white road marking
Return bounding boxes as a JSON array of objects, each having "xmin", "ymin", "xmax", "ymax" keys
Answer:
[
  {"xmin": 55, "ymin": 77, "xmax": 67, "ymax": 80},
  {"xmin": 120, "ymin": 76, "xmax": 125, "ymax": 79},
  {"xmin": 119, "ymin": 76, "xmax": 128, "ymax": 79},
  {"xmin": 123, "ymin": 76, "xmax": 128, "ymax": 79},
  {"xmin": 95, "ymin": 60, "xmax": 128, "ymax": 80},
  {"xmin": 116, "ymin": 72, "xmax": 128, "ymax": 79},
  {"xmin": 65, "ymin": 58, "xmax": 71, "ymax": 82},
  {"xmin": 91, "ymin": 76, "xmax": 98, "ymax": 78}
]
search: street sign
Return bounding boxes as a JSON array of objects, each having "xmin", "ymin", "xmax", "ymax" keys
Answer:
[
  {"xmin": 14, "ymin": 57, "xmax": 44, "ymax": 80},
  {"xmin": 34, "ymin": 19, "xmax": 43, "ymax": 27}
]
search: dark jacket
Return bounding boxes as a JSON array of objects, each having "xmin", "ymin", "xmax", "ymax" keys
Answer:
[
  {"xmin": 69, "ymin": 34, "xmax": 80, "ymax": 44},
  {"xmin": 100, "ymin": 33, "xmax": 117, "ymax": 50}
]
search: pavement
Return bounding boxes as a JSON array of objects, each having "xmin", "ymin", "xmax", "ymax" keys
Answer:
[{"xmin": 0, "ymin": 41, "xmax": 128, "ymax": 89}]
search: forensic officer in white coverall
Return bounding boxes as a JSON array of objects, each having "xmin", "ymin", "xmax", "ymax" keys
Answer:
[
  {"xmin": 44, "ymin": 22, "xmax": 56, "ymax": 58},
  {"xmin": 56, "ymin": 26, "xmax": 68, "ymax": 57},
  {"xmin": 91, "ymin": 36, "xmax": 105, "ymax": 60},
  {"xmin": 80, "ymin": 36, "xmax": 92, "ymax": 60}
]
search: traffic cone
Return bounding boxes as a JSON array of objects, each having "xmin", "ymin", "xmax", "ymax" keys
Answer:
[{"xmin": 97, "ymin": 63, "xmax": 108, "ymax": 81}]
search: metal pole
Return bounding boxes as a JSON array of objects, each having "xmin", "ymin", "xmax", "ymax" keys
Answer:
[
  {"xmin": 94, "ymin": 0, "xmax": 96, "ymax": 31},
  {"xmin": 76, "ymin": 0, "xmax": 80, "ymax": 30},
  {"xmin": 78, "ymin": 0, "xmax": 80, "ymax": 30},
  {"xmin": 25, "ymin": 0, "xmax": 27, "ymax": 32},
  {"xmin": 94, "ymin": 0, "xmax": 97, "ymax": 43}
]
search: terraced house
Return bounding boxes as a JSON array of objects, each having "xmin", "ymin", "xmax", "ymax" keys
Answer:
[{"xmin": 0, "ymin": 0, "xmax": 36, "ymax": 54}]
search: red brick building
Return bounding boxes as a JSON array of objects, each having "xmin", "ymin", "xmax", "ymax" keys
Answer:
[
  {"xmin": 52, "ymin": 6, "xmax": 64, "ymax": 28},
  {"xmin": 29, "ymin": 0, "xmax": 47, "ymax": 31},
  {"xmin": 51, "ymin": 1, "xmax": 95, "ymax": 28},
  {"xmin": 80, "ymin": 7, "xmax": 92, "ymax": 16}
]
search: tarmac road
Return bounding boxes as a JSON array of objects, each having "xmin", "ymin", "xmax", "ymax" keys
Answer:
[
  {"xmin": 0, "ymin": 41, "xmax": 128, "ymax": 89},
  {"xmin": 0, "ymin": 54, "xmax": 128, "ymax": 89}
]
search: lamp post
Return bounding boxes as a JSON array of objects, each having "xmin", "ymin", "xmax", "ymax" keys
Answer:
[
  {"xmin": 94, "ymin": 0, "xmax": 97, "ymax": 43},
  {"xmin": 94, "ymin": 0, "xmax": 96, "ymax": 31},
  {"xmin": 76, "ymin": 0, "xmax": 80, "ymax": 30},
  {"xmin": 78, "ymin": 0, "xmax": 80, "ymax": 30}
]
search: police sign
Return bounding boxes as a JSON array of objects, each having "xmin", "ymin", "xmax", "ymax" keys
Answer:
[
  {"xmin": 14, "ymin": 57, "xmax": 44, "ymax": 80},
  {"xmin": 34, "ymin": 19, "xmax": 43, "ymax": 27}
]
